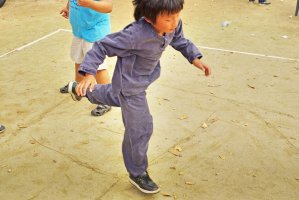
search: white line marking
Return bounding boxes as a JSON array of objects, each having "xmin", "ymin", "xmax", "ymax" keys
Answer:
[
  {"xmin": 197, "ymin": 45, "xmax": 299, "ymax": 62},
  {"xmin": 58, "ymin": 28, "xmax": 72, "ymax": 32},
  {"xmin": 0, "ymin": 29, "xmax": 298, "ymax": 62},
  {"xmin": 0, "ymin": 29, "xmax": 71, "ymax": 58},
  {"xmin": 16, "ymin": 29, "xmax": 61, "ymax": 51}
]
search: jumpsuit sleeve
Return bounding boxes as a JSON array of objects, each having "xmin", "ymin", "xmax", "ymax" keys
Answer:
[
  {"xmin": 169, "ymin": 20, "xmax": 203, "ymax": 64},
  {"xmin": 79, "ymin": 28, "xmax": 134, "ymax": 76}
]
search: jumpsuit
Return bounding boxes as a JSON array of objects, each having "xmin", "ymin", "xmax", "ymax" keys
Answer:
[{"xmin": 79, "ymin": 18, "xmax": 202, "ymax": 177}]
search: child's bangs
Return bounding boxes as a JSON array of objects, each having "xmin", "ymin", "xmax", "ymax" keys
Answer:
[{"xmin": 159, "ymin": 0, "xmax": 184, "ymax": 14}]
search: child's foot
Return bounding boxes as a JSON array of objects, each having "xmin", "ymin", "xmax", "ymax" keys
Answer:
[
  {"xmin": 67, "ymin": 82, "xmax": 82, "ymax": 101},
  {"xmin": 59, "ymin": 84, "xmax": 68, "ymax": 93},
  {"xmin": 129, "ymin": 171, "xmax": 160, "ymax": 194},
  {"xmin": 91, "ymin": 104, "xmax": 111, "ymax": 116},
  {"xmin": 0, "ymin": 124, "xmax": 5, "ymax": 134}
]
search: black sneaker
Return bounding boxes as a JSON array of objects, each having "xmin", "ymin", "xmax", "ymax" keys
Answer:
[
  {"xmin": 67, "ymin": 82, "xmax": 82, "ymax": 101},
  {"xmin": 129, "ymin": 171, "xmax": 160, "ymax": 194},
  {"xmin": 91, "ymin": 104, "xmax": 111, "ymax": 116},
  {"xmin": 60, "ymin": 84, "xmax": 68, "ymax": 93},
  {"xmin": 0, "ymin": 124, "xmax": 5, "ymax": 134}
]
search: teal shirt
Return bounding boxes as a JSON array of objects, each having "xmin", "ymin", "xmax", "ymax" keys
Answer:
[{"xmin": 69, "ymin": 0, "xmax": 111, "ymax": 43}]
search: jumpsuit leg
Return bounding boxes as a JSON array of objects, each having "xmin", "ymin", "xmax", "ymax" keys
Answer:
[
  {"xmin": 119, "ymin": 91, "xmax": 153, "ymax": 177},
  {"xmin": 87, "ymin": 84, "xmax": 153, "ymax": 176},
  {"xmin": 86, "ymin": 83, "xmax": 120, "ymax": 107}
]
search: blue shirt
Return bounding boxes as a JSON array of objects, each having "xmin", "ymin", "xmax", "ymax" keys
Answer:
[
  {"xmin": 80, "ymin": 18, "xmax": 202, "ymax": 96},
  {"xmin": 69, "ymin": 0, "xmax": 111, "ymax": 42}
]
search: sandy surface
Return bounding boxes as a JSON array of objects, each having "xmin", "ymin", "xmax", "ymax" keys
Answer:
[{"xmin": 0, "ymin": 0, "xmax": 299, "ymax": 199}]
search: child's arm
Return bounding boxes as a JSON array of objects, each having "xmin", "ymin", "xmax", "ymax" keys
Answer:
[
  {"xmin": 77, "ymin": 29, "xmax": 134, "ymax": 96},
  {"xmin": 170, "ymin": 20, "xmax": 211, "ymax": 76},
  {"xmin": 77, "ymin": 0, "xmax": 112, "ymax": 13},
  {"xmin": 60, "ymin": 0, "xmax": 69, "ymax": 19}
]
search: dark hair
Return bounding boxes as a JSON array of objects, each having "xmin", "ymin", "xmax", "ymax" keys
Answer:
[{"xmin": 132, "ymin": 0, "xmax": 184, "ymax": 23}]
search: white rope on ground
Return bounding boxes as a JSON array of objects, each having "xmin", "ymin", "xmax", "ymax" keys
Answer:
[{"xmin": 0, "ymin": 29, "xmax": 298, "ymax": 62}]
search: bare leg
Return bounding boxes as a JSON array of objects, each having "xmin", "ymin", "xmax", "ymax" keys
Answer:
[
  {"xmin": 75, "ymin": 64, "xmax": 110, "ymax": 84},
  {"xmin": 75, "ymin": 63, "xmax": 85, "ymax": 82},
  {"xmin": 60, "ymin": 63, "xmax": 84, "ymax": 93},
  {"xmin": 95, "ymin": 69, "xmax": 110, "ymax": 84}
]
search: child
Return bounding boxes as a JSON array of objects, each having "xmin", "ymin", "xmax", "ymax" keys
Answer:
[
  {"xmin": 60, "ymin": 0, "xmax": 113, "ymax": 116},
  {"xmin": 68, "ymin": 0, "xmax": 210, "ymax": 194}
]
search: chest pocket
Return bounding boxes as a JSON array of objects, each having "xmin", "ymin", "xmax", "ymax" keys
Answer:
[{"xmin": 132, "ymin": 57, "xmax": 159, "ymax": 76}]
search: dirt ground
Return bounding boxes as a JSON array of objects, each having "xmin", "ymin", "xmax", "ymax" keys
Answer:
[{"xmin": 0, "ymin": 0, "xmax": 299, "ymax": 199}]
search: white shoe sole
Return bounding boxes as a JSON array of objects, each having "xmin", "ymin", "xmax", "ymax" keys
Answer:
[{"xmin": 68, "ymin": 82, "xmax": 79, "ymax": 101}]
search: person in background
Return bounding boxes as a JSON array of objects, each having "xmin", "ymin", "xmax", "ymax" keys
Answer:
[
  {"xmin": 0, "ymin": 124, "xmax": 5, "ymax": 134},
  {"xmin": 60, "ymin": 0, "xmax": 113, "ymax": 116},
  {"xmin": 249, "ymin": 0, "xmax": 271, "ymax": 5}
]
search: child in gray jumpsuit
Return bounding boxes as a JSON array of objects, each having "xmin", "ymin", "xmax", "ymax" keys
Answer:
[{"xmin": 67, "ymin": 0, "xmax": 211, "ymax": 194}]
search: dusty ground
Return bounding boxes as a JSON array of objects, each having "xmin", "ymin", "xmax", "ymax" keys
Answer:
[{"xmin": 0, "ymin": 0, "xmax": 299, "ymax": 199}]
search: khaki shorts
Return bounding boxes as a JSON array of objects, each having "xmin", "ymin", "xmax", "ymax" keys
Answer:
[{"xmin": 70, "ymin": 36, "xmax": 107, "ymax": 70}]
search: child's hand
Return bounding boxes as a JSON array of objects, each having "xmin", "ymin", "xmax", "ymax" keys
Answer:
[
  {"xmin": 76, "ymin": 74, "xmax": 97, "ymax": 96},
  {"xmin": 60, "ymin": 7, "xmax": 69, "ymax": 19},
  {"xmin": 192, "ymin": 58, "xmax": 211, "ymax": 76},
  {"xmin": 78, "ymin": 0, "xmax": 112, "ymax": 13},
  {"xmin": 77, "ymin": 0, "xmax": 93, "ymax": 8}
]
